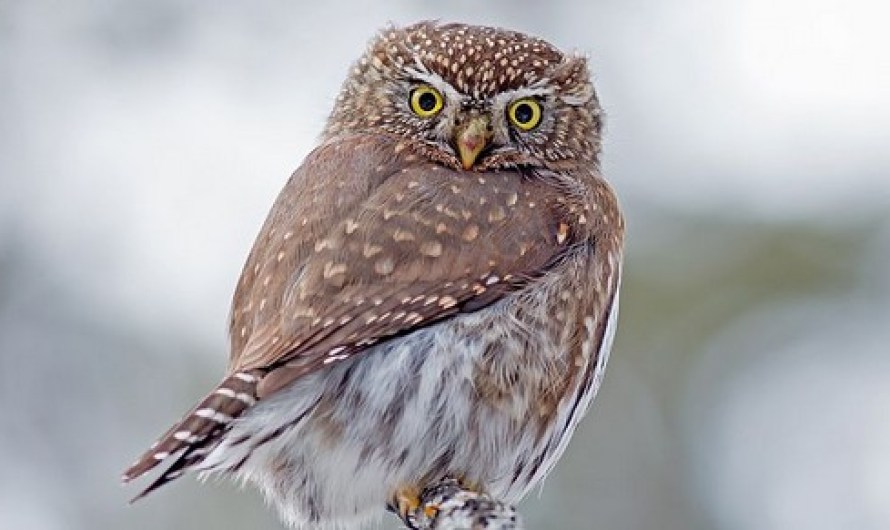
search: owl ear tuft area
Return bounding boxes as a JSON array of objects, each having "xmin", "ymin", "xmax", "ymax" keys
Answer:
[
  {"xmin": 552, "ymin": 55, "xmax": 595, "ymax": 105},
  {"xmin": 552, "ymin": 55, "xmax": 603, "ymax": 139}
]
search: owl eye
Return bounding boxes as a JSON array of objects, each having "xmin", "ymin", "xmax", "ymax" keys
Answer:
[
  {"xmin": 409, "ymin": 85, "xmax": 444, "ymax": 118},
  {"xmin": 507, "ymin": 98, "xmax": 542, "ymax": 131}
]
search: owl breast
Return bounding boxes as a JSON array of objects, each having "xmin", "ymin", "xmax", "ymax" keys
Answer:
[{"xmin": 199, "ymin": 249, "xmax": 619, "ymax": 528}]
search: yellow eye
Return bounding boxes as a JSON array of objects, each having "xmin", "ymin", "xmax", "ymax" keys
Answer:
[
  {"xmin": 409, "ymin": 85, "xmax": 444, "ymax": 118},
  {"xmin": 507, "ymin": 98, "xmax": 542, "ymax": 130}
]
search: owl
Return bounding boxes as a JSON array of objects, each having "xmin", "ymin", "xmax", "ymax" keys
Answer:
[{"xmin": 124, "ymin": 21, "xmax": 624, "ymax": 530}]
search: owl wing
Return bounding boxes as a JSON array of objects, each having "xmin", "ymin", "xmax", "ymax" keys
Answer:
[
  {"xmin": 123, "ymin": 135, "xmax": 586, "ymax": 495},
  {"xmin": 232, "ymin": 141, "xmax": 583, "ymax": 397}
]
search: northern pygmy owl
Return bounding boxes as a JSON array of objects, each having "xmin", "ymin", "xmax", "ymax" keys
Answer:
[{"xmin": 124, "ymin": 21, "xmax": 624, "ymax": 529}]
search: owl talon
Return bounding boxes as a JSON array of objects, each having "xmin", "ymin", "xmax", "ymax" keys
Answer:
[
  {"xmin": 390, "ymin": 478, "xmax": 523, "ymax": 529},
  {"xmin": 389, "ymin": 478, "xmax": 475, "ymax": 529},
  {"xmin": 390, "ymin": 487, "xmax": 423, "ymax": 529}
]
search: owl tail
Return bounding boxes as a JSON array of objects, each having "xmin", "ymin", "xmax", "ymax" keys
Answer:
[{"xmin": 122, "ymin": 369, "xmax": 265, "ymax": 502}]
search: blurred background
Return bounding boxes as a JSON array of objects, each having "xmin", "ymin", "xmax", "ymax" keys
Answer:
[{"xmin": 1, "ymin": 0, "xmax": 888, "ymax": 529}]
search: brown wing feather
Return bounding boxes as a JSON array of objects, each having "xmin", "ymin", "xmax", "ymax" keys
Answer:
[
  {"xmin": 122, "ymin": 369, "xmax": 264, "ymax": 493},
  {"xmin": 228, "ymin": 134, "xmax": 403, "ymax": 357},
  {"xmin": 230, "ymin": 140, "xmax": 581, "ymax": 396},
  {"xmin": 124, "ymin": 134, "xmax": 588, "ymax": 496}
]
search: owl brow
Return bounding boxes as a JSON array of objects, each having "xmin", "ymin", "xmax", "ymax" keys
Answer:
[
  {"xmin": 404, "ymin": 56, "xmax": 431, "ymax": 75},
  {"xmin": 493, "ymin": 86, "xmax": 553, "ymax": 107},
  {"xmin": 403, "ymin": 67, "xmax": 439, "ymax": 84},
  {"xmin": 404, "ymin": 70, "xmax": 461, "ymax": 101}
]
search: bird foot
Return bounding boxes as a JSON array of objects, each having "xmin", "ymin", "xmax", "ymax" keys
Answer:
[
  {"xmin": 390, "ymin": 486, "xmax": 425, "ymax": 529},
  {"xmin": 391, "ymin": 478, "xmax": 523, "ymax": 530}
]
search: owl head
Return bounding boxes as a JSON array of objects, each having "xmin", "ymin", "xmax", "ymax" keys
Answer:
[{"xmin": 324, "ymin": 21, "xmax": 603, "ymax": 172}]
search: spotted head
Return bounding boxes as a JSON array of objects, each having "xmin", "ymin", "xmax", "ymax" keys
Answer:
[{"xmin": 323, "ymin": 21, "xmax": 603, "ymax": 171}]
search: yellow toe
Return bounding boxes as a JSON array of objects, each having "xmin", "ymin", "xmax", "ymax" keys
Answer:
[{"xmin": 392, "ymin": 486, "xmax": 422, "ymax": 519}]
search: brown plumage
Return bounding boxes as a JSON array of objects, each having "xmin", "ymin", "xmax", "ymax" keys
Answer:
[{"xmin": 124, "ymin": 21, "xmax": 623, "ymax": 529}]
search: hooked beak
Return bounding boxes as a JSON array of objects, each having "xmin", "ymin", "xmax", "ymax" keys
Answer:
[{"xmin": 454, "ymin": 116, "xmax": 492, "ymax": 170}]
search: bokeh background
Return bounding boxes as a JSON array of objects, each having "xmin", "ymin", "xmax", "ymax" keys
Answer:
[{"xmin": 2, "ymin": 1, "xmax": 888, "ymax": 529}]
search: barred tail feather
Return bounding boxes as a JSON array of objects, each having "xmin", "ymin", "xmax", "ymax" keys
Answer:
[{"xmin": 122, "ymin": 370, "xmax": 265, "ymax": 501}]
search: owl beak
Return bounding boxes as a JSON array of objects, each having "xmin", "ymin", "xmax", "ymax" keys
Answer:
[{"xmin": 454, "ymin": 116, "xmax": 492, "ymax": 170}]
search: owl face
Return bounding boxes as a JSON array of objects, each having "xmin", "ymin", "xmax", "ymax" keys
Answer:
[{"xmin": 324, "ymin": 22, "xmax": 603, "ymax": 171}]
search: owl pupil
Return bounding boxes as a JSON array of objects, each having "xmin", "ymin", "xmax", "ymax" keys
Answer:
[
  {"xmin": 418, "ymin": 92, "xmax": 437, "ymax": 112},
  {"xmin": 514, "ymin": 103, "xmax": 534, "ymax": 124}
]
